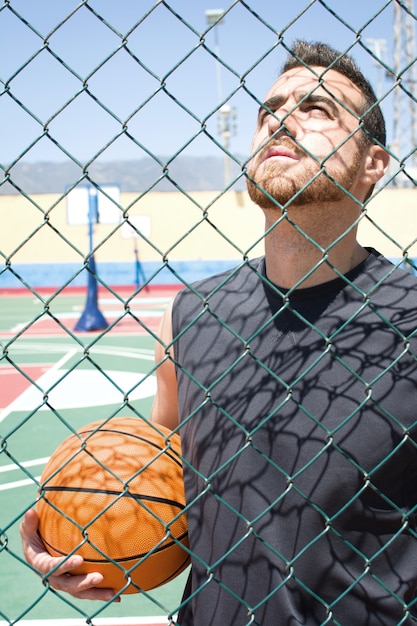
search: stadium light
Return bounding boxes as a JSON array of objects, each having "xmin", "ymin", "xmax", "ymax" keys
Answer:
[{"xmin": 205, "ymin": 8, "xmax": 236, "ymax": 186}]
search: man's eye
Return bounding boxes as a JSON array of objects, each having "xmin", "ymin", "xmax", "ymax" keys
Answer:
[
  {"xmin": 304, "ymin": 105, "xmax": 329, "ymax": 116},
  {"xmin": 259, "ymin": 109, "xmax": 274, "ymax": 121},
  {"xmin": 259, "ymin": 109, "xmax": 282, "ymax": 123}
]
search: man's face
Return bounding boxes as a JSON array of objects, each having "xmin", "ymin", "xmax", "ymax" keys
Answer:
[{"xmin": 246, "ymin": 66, "xmax": 370, "ymax": 209}]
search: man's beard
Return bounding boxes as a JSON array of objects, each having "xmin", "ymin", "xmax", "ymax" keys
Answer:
[{"xmin": 246, "ymin": 138, "xmax": 362, "ymax": 210}]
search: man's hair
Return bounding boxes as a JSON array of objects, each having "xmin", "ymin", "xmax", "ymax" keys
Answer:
[{"xmin": 282, "ymin": 40, "xmax": 386, "ymax": 147}]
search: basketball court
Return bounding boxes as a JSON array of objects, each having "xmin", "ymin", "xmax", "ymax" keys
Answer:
[{"xmin": 0, "ymin": 286, "xmax": 188, "ymax": 626}]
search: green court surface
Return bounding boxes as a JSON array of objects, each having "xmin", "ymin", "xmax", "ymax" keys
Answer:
[{"xmin": 0, "ymin": 287, "xmax": 188, "ymax": 625}]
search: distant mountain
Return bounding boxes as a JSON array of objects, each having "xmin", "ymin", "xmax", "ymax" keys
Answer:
[{"xmin": 0, "ymin": 157, "xmax": 247, "ymax": 195}]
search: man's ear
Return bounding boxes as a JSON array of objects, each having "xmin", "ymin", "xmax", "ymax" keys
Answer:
[{"xmin": 361, "ymin": 144, "xmax": 390, "ymax": 186}]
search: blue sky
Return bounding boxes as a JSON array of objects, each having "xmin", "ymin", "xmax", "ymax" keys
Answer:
[{"xmin": 0, "ymin": 1, "xmax": 408, "ymax": 165}]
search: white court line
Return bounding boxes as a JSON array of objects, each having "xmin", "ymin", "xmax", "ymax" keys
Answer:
[
  {"xmin": 99, "ymin": 297, "xmax": 171, "ymax": 305},
  {"xmin": 0, "ymin": 458, "xmax": 47, "ymax": 490},
  {"xmin": 0, "ymin": 348, "xmax": 77, "ymax": 423},
  {"xmin": 2, "ymin": 342, "xmax": 155, "ymax": 359},
  {"xmin": 56, "ymin": 310, "xmax": 164, "ymax": 320},
  {"xmin": 0, "ymin": 475, "xmax": 40, "ymax": 491},
  {"xmin": 0, "ymin": 457, "xmax": 49, "ymax": 472},
  {"xmin": 8, "ymin": 306, "xmax": 165, "ymax": 334}
]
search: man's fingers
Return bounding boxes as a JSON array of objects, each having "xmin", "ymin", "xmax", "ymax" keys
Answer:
[
  {"xmin": 20, "ymin": 508, "xmax": 39, "ymax": 537},
  {"xmin": 20, "ymin": 510, "xmax": 120, "ymax": 601},
  {"xmin": 45, "ymin": 571, "xmax": 118, "ymax": 602},
  {"xmin": 20, "ymin": 510, "xmax": 81, "ymax": 576}
]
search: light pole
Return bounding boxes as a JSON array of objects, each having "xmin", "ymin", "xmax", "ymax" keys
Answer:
[
  {"xmin": 390, "ymin": 0, "xmax": 417, "ymax": 183},
  {"xmin": 205, "ymin": 8, "xmax": 237, "ymax": 187},
  {"xmin": 205, "ymin": 9, "xmax": 224, "ymax": 103},
  {"xmin": 365, "ymin": 38, "xmax": 387, "ymax": 99}
]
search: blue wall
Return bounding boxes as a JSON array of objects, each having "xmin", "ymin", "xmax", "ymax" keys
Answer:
[
  {"xmin": 1, "ymin": 257, "xmax": 415, "ymax": 290},
  {"xmin": 0, "ymin": 259, "xmax": 241, "ymax": 290}
]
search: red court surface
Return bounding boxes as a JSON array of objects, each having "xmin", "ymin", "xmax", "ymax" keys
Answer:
[
  {"xmin": 6, "ymin": 313, "xmax": 163, "ymax": 337},
  {"xmin": 0, "ymin": 365, "xmax": 48, "ymax": 410},
  {"xmin": 0, "ymin": 284, "xmax": 181, "ymax": 339},
  {"xmin": 5, "ymin": 617, "xmax": 170, "ymax": 626}
]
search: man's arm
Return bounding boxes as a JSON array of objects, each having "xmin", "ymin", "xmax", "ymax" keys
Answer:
[
  {"xmin": 150, "ymin": 298, "xmax": 180, "ymax": 430},
  {"xmin": 20, "ymin": 299, "xmax": 179, "ymax": 600}
]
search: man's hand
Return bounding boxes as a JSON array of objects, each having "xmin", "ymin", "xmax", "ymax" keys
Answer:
[{"xmin": 20, "ymin": 509, "xmax": 119, "ymax": 602}]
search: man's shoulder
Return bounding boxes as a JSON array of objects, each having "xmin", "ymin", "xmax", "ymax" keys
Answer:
[
  {"xmin": 364, "ymin": 249, "xmax": 417, "ymax": 293},
  {"xmin": 362, "ymin": 250, "xmax": 417, "ymax": 335}
]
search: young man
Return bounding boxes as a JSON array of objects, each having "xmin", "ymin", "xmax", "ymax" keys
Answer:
[{"xmin": 21, "ymin": 41, "xmax": 417, "ymax": 624}]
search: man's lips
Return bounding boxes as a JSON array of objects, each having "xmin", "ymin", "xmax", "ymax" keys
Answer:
[{"xmin": 262, "ymin": 145, "xmax": 299, "ymax": 161}]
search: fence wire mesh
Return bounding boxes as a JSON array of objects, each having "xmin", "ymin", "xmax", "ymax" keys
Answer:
[{"xmin": 1, "ymin": 1, "xmax": 417, "ymax": 625}]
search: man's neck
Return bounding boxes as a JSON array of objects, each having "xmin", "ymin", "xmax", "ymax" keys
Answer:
[{"xmin": 262, "ymin": 208, "xmax": 369, "ymax": 290}]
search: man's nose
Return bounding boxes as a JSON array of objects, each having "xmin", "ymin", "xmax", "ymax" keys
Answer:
[{"xmin": 268, "ymin": 108, "xmax": 298, "ymax": 139}]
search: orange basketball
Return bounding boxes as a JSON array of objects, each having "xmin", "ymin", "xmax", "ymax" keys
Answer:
[{"xmin": 37, "ymin": 417, "xmax": 189, "ymax": 594}]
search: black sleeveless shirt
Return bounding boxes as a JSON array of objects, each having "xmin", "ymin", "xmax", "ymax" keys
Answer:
[{"xmin": 172, "ymin": 250, "xmax": 417, "ymax": 625}]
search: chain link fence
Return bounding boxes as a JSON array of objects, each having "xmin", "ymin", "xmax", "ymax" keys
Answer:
[{"xmin": 1, "ymin": 1, "xmax": 417, "ymax": 625}]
